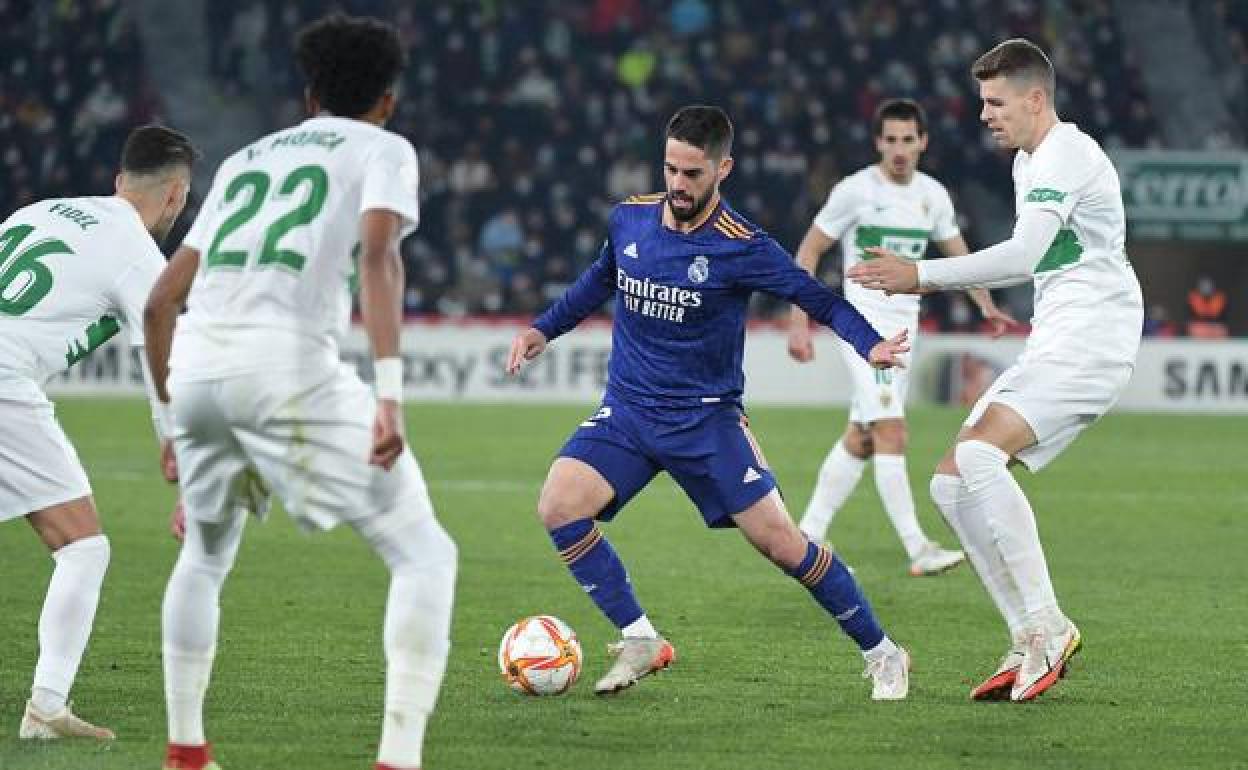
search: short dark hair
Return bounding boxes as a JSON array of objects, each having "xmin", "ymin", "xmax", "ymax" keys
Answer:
[
  {"xmin": 972, "ymin": 38, "xmax": 1056, "ymax": 100},
  {"xmin": 873, "ymin": 98, "xmax": 928, "ymax": 137},
  {"xmin": 295, "ymin": 13, "xmax": 405, "ymax": 118},
  {"xmin": 120, "ymin": 124, "xmax": 196, "ymax": 175},
  {"xmin": 665, "ymin": 105, "xmax": 733, "ymax": 160}
]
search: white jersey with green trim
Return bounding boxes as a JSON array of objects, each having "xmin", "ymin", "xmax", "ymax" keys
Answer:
[
  {"xmin": 1013, "ymin": 121, "xmax": 1142, "ymax": 364},
  {"xmin": 0, "ymin": 196, "xmax": 165, "ymax": 396},
  {"xmin": 172, "ymin": 115, "xmax": 419, "ymax": 381},
  {"xmin": 813, "ymin": 165, "xmax": 960, "ymax": 329}
]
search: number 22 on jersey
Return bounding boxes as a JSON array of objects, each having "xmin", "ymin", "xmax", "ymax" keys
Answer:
[{"xmin": 203, "ymin": 164, "xmax": 328, "ymax": 273}]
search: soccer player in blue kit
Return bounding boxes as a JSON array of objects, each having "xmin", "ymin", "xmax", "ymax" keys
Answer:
[{"xmin": 506, "ymin": 106, "xmax": 912, "ymax": 700}]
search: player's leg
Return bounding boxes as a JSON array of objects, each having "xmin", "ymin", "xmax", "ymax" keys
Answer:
[
  {"xmin": 1, "ymin": 393, "xmax": 113, "ymax": 741},
  {"xmin": 351, "ymin": 492, "xmax": 455, "ymax": 770},
  {"xmin": 539, "ymin": 456, "xmax": 673, "ymax": 694},
  {"xmin": 733, "ymin": 491, "xmax": 909, "ymax": 700},
  {"xmin": 930, "ymin": 437, "xmax": 1029, "ymax": 699},
  {"xmin": 542, "ymin": 404, "xmax": 669, "ymax": 694},
  {"xmin": 797, "ymin": 421, "xmax": 870, "ymax": 542},
  {"xmin": 20, "ymin": 496, "xmax": 114, "ymax": 741},
  {"xmin": 870, "ymin": 418, "xmax": 965, "ymax": 575},
  {"xmin": 798, "ymin": 339, "xmax": 878, "ymax": 542},
  {"xmin": 162, "ymin": 509, "xmax": 245, "ymax": 770},
  {"xmin": 952, "ymin": 401, "xmax": 1079, "ymax": 701},
  {"xmin": 670, "ymin": 407, "xmax": 906, "ymax": 699},
  {"xmin": 161, "ymin": 378, "xmax": 251, "ymax": 770}
]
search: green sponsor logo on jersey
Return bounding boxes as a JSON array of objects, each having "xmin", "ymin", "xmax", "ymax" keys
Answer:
[
  {"xmin": 1025, "ymin": 188, "xmax": 1067, "ymax": 204},
  {"xmin": 1034, "ymin": 228, "xmax": 1083, "ymax": 273},
  {"xmin": 855, "ymin": 225, "xmax": 930, "ymax": 261},
  {"xmin": 65, "ymin": 314, "xmax": 120, "ymax": 367}
]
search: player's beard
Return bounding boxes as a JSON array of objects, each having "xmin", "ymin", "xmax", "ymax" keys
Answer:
[{"xmin": 666, "ymin": 187, "xmax": 715, "ymax": 223}]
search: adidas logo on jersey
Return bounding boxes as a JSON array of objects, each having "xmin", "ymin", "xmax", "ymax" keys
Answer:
[
  {"xmin": 743, "ymin": 467, "xmax": 762, "ymax": 483},
  {"xmin": 623, "ymin": 242, "xmax": 638, "ymax": 258}
]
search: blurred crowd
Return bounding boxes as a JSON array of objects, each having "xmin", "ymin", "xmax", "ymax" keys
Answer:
[
  {"xmin": 203, "ymin": 0, "xmax": 1163, "ymax": 323},
  {"xmin": 1, "ymin": 0, "xmax": 159, "ymax": 215},
  {"xmin": 0, "ymin": 0, "xmax": 1184, "ymax": 328}
]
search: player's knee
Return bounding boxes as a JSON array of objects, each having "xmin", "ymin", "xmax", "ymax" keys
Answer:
[
  {"xmin": 953, "ymin": 440, "xmax": 1009, "ymax": 493},
  {"xmin": 754, "ymin": 522, "xmax": 807, "ymax": 571},
  {"xmin": 536, "ymin": 488, "xmax": 595, "ymax": 530},
  {"xmin": 842, "ymin": 428, "xmax": 872, "ymax": 459},
  {"xmin": 361, "ymin": 503, "xmax": 457, "ymax": 577},
  {"xmin": 871, "ymin": 420, "xmax": 908, "ymax": 453},
  {"xmin": 52, "ymin": 533, "xmax": 110, "ymax": 575}
]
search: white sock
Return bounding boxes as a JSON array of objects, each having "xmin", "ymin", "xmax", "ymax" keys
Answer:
[
  {"xmin": 930, "ymin": 474, "xmax": 1027, "ymax": 638},
  {"xmin": 368, "ymin": 514, "xmax": 457, "ymax": 769},
  {"xmin": 872, "ymin": 454, "xmax": 928, "ymax": 559},
  {"xmin": 162, "ymin": 512, "xmax": 245, "ymax": 746},
  {"xmin": 32, "ymin": 534, "xmax": 110, "ymax": 711},
  {"xmin": 621, "ymin": 615, "xmax": 659, "ymax": 639},
  {"xmin": 862, "ymin": 635, "xmax": 899, "ymax": 661},
  {"xmin": 798, "ymin": 441, "xmax": 866, "ymax": 541},
  {"xmin": 955, "ymin": 441, "xmax": 1061, "ymax": 630}
]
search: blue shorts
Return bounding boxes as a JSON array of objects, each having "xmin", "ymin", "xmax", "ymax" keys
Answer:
[{"xmin": 558, "ymin": 397, "xmax": 778, "ymax": 528}]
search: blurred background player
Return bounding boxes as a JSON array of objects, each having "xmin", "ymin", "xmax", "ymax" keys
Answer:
[
  {"xmin": 143, "ymin": 15, "xmax": 456, "ymax": 770},
  {"xmin": 507, "ymin": 105, "xmax": 912, "ymax": 701},
  {"xmin": 788, "ymin": 98, "xmax": 1018, "ymax": 576},
  {"xmin": 0, "ymin": 124, "xmax": 194, "ymax": 740},
  {"xmin": 850, "ymin": 38, "xmax": 1143, "ymax": 702}
]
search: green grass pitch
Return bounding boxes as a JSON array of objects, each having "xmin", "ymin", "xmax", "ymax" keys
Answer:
[{"xmin": 1, "ymin": 400, "xmax": 1245, "ymax": 769}]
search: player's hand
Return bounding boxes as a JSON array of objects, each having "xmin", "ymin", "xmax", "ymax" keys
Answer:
[
  {"xmin": 977, "ymin": 302, "xmax": 1022, "ymax": 338},
  {"xmin": 848, "ymin": 248, "xmax": 921, "ymax": 294},
  {"xmin": 506, "ymin": 327, "xmax": 548, "ymax": 374},
  {"xmin": 160, "ymin": 439, "xmax": 178, "ymax": 483},
  {"xmin": 370, "ymin": 399, "xmax": 405, "ymax": 470},
  {"xmin": 170, "ymin": 499, "xmax": 186, "ymax": 542},
  {"xmin": 787, "ymin": 324, "xmax": 815, "ymax": 363},
  {"xmin": 868, "ymin": 329, "xmax": 910, "ymax": 369}
]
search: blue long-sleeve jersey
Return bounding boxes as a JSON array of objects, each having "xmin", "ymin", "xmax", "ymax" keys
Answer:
[{"xmin": 533, "ymin": 195, "xmax": 884, "ymax": 408}]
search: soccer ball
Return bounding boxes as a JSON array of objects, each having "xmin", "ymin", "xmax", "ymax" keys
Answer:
[{"xmin": 498, "ymin": 615, "xmax": 582, "ymax": 696}]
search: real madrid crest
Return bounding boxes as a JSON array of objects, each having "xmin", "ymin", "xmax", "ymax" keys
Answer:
[{"xmin": 688, "ymin": 255, "xmax": 710, "ymax": 284}]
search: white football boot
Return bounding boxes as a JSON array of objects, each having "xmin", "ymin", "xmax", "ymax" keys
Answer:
[
  {"xmin": 19, "ymin": 700, "xmax": 114, "ymax": 740},
  {"xmin": 908, "ymin": 541, "xmax": 966, "ymax": 576},
  {"xmin": 593, "ymin": 637, "xmax": 675, "ymax": 695},
  {"xmin": 864, "ymin": 645, "xmax": 910, "ymax": 700},
  {"xmin": 1011, "ymin": 620, "xmax": 1082, "ymax": 702}
]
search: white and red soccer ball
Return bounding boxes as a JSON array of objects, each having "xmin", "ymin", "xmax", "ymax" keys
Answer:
[{"xmin": 498, "ymin": 615, "xmax": 582, "ymax": 696}]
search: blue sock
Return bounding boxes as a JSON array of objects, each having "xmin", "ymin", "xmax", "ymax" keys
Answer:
[
  {"xmin": 788, "ymin": 541, "xmax": 886, "ymax": 651},
  {"xmin": 549, "ymin": 520, "xmax": 644, "ymax": 629}
]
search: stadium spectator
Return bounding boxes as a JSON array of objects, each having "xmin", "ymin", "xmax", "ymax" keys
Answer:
[{"xmin": 1186, "ymin": 275, "xmax": 1229, "ymax": 338}]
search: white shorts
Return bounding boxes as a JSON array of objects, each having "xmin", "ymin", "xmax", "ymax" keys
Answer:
[
  {"xmin": 0, "ymin": 391, "xmax": 91, "ymax": 520},
  {"xmin": 964, "ymin": 356, "xmax": 1134, "ymax": 471},
  {"xmin": 837, "ymin": 335, "xmax": 911, "ymax": 425},
  {"xmin": 169, "ymin": 364, "xmax": 433, "ymax": 532}
]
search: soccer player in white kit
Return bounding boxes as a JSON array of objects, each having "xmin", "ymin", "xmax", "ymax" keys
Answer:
[
  {"xmin": 850, "ymin": 38, "xmax": 1143, "ymax": 702},
  {"xmin": 143, "ymin": 15, "xmax": 456, "ymax": 770},
  {"xmin": 0, "ymin": 125, "xmax": 195, "ymax": 740},
  {"xmin": 788, "ymin": 98, "xmax": 1016, "ymax": 576}
]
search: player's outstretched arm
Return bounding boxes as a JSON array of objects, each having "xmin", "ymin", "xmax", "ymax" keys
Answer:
[
  {"xmin": 358, "ymin": 209, "xmax": 406, "ymax": 471},
  {"xmin": 745, "ymin": 239, "xmax": 885, "ymax": 364},
  {"xmin": 505, "ymin": 328, "xmax": 548, "ymax": 374},
  {"xmin": 144, "ymin": 245, "xmax": 201, "ymax": 403},
  {"xmin": 507, "ymin": 238, "xmax": 616, "ymax": 375},
  {"xmin": 852, "ymin": 209, "xmax": 1062, "ymax": 293}
]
